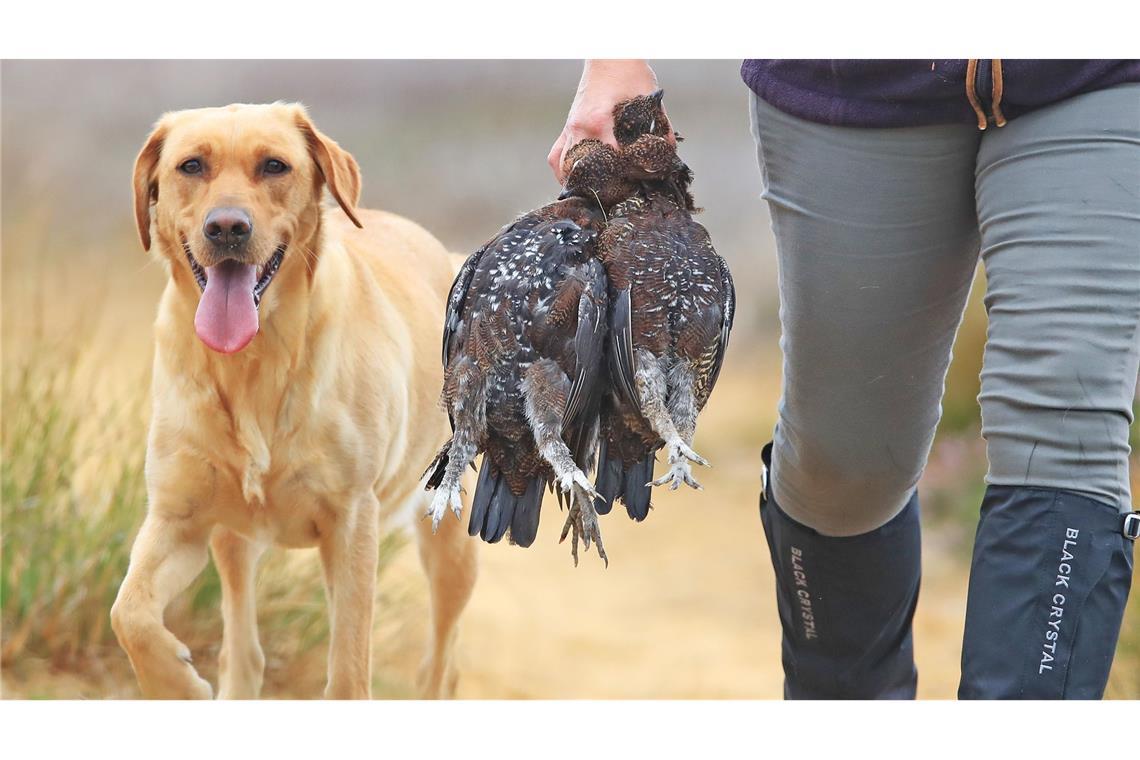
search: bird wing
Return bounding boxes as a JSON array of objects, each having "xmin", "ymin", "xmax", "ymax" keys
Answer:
[
  {"xmin": 441, "ymin": 246, "xmax": 485, "ymax": 369},
  {"xmin": 441, "ymin": 213, "xmax": 541, "ymax": 369},
  {"xmin": 676, "ymin": 219, "xmax": 736, "ymax": 407},
  {"xmin": 599, "ymin": 216, "xmax": 643, "ymax": 410},
  {"xmin": 563, "ymin": 257, "xmax": 609, "ymax": 434},
  {"xmin": 607, "ymin": 285, "xmax": 641, "ymax": 409},
  {"xmin": 705, "ymin": 252, "xmax": 736, "ymax": 397}
]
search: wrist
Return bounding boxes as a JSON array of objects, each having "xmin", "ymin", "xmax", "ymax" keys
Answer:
[{"xmin": 578, "ymin": 60, "xmax": 659, "ymax": 97}]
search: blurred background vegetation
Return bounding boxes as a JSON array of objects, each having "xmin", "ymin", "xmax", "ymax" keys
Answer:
[{"xmin": 1, "ymin": 60, "xmax": 1136, "ymax": 699}]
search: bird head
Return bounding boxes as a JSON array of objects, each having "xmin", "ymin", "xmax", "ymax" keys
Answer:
[
  {"xmin": 612, "ymin": 89, "xmax": 671, "ymax": 146},
  {"xmin": 558, "ymin": 139, "xmax": 635, "ymax": 208}
]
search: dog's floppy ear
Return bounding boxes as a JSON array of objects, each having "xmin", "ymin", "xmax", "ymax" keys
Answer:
[
  {"xmin": 295, "ymin": 108, "xmax": 363, "ymax": 229},
  {"xmin": 132, "ymin": 121, "xmax": 168, "ymax": 251}
]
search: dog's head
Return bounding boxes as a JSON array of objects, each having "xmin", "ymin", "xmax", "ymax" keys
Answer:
[{"xmin": 133, "ymin": 102, "xmax": 362, "ymax": 354}]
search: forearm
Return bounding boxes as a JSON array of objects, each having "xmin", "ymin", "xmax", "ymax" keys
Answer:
[{"xmin": 577, "ymin": 60, "xmax": 660, "ymax": 97}]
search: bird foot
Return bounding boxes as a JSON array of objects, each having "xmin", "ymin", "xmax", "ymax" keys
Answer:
[
  {"xmin": 425, "ymin": 482, "xmax": 463, "ymax": 533},
  {"xmin": 559, "ymin": 486, "xmax": 608, "ymax": 568},
  {"xmin": 557, "ymin": 468, "xmax": 601, "ymax": 502},
  {"xmin": 649, "ymin": 440, "xmax": 708, "ymax": 491}
]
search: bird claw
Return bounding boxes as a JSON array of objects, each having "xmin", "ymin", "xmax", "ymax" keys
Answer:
[
  {"xmin": 648, "ymin": 440, "xmax": 708, "ymax": 491},
  {"xmin": 557, "ymin": 469, "xmax": 601, "ymax": 502},
  {"xmin": 674, "ymin": 441, "xmax": 709, "ymax": 468},
  {"xmin": 425, "ymin": 485, "xmax": 463, "ymax": 533},
  {"xmin": 558, "ymin": 485, "xmax": 608, "ymax": 568},
  {"xmin": 648, "ymin": 462, "xmax": 704, "ymax": 491}
]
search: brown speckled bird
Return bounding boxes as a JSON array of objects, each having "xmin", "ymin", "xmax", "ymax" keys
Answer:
[
  {"xmin": 558, "ymin": 89, "xmax": 690, "ymax": 209},
  {"xmin": 562, "ymin": 91, "xmax": 736, "ymax": 521},
  {"xmin": 424, "ymin": 197, "xmax": 612, "ymax": 564}
]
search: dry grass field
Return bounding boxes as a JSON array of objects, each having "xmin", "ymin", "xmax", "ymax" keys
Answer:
[{"xmin": 2, "ymin": 60, "xmax": 1137, "ymax": 699}]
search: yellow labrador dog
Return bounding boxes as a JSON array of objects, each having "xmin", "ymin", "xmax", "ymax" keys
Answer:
[{"xmin": 111, "ymin": 103, "xmax": 476, "ymax": 699}]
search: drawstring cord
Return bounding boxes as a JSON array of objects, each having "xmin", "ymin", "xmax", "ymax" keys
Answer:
[
  {"xmin": 965, "ymin": 58, "xmax": 1007, "ymax": 130},
  {"xmin": 990, "ymin": 59, "xmax": 1007, "ymax": 127},
  {"xmin": 965, "ymin": 59, "xmax": 988, "ymax": 130}
]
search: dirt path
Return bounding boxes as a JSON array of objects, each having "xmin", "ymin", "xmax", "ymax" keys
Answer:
[
  {"xmin": 391, "ymin": 359, "xmax": 973, "ymax": 699},
  {"xmin": 379, "ymin": 445, "xmax": 971, "ymax": 700}
]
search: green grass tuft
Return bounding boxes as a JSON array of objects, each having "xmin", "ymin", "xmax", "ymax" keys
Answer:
[{"xmin": 1, "ymin": 345, "xmax": 404, "ymax": 679}]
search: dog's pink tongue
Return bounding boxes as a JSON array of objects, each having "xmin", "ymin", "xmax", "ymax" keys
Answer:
[{"xmin": 194, "ymin": 260, "xmax": 259, "ymax": 354}]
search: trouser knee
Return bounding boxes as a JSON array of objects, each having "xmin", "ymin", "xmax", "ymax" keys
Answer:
[{"xmin": 771, "ymin": 432, "xmax": 926, "ymax": 537}]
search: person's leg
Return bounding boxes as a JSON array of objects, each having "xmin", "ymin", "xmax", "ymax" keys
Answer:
[
  {"xmin": 751, "ymin": 93, "xmax": 981, "ymax": 698},
  {"xmin": 961, "ymin": 83, "xmax": 1140, "ymax": 699}
]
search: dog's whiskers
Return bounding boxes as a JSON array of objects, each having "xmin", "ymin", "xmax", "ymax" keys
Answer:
[{"xmin": 297, "ymin": 245, "xmax": 320, "ymax": 277}]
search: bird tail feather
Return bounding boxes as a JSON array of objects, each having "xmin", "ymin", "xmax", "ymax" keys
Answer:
[
  {"xmin": 595, "ymin": 438, "xmax": 654, "ymax": 522},
  {"xmin": 468, "ymin": 457, "xmax": 544, "ymax": 547}
]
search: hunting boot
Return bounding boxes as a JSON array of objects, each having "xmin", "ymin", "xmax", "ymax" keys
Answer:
[
  {"xmin": 758, "ymin": 441, "xmax": 922, "ymax": 699},
  {"xmin": 959, "ymin": 486, "xmax": 1137, "ymax": 698}
]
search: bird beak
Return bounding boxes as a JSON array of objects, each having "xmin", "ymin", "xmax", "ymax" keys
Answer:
[
  {"xmin": 557, "ymin": 188, "xmax": 573, "ymax": 200},
  {"xmin": 649, "ymin": 89, "xmax": 665, "ymax": 105}
]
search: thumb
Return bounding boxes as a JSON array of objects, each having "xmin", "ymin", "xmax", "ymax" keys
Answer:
[{"xmin": 548, "ymin": 131, "xmax": 567, "ymax": 184}]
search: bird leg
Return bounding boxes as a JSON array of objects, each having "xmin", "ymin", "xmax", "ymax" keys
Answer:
[
  {"xmin": 635, "ymin": 350, "xmax": 708, "ymax": 491},
  {"xmin": 542, "ymin": 429, "xmax": 606, "ymax": 567},
  {"xmin": 426, "ymin": 435, "xmax": 473, "ymax": 532},
  {"xmin": 522, "ymin": 360, "xmax": 607, "ymax": 566},
  {"xmin": 426, "ymin": 360, "xmax": 485, "ymax": 531}
]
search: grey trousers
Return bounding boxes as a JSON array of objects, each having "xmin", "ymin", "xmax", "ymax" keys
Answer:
[{"xmin": 750, "ymin": 85, "xmax": 1140, "ymax": 537}]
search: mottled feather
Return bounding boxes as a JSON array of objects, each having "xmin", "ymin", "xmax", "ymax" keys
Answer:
[{"xmin": 428, "ymin": 198, "xmax": 610, "ymax": 548}]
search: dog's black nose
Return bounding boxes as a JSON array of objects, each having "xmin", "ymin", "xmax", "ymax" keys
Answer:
[{"xmin": 204, "ymin": 207, "xmax": 252, "ymax": 248}]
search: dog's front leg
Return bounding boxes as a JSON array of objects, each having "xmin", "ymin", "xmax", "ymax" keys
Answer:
[
  {"xmin": 211, "ymin": 526, "xmax": 267, "ymax": 699},
  {"xmin": 111, "ymin": 512, "xmax": 213, "ymax": 699},
  {"xmin": 318, "ymin": 492, "xmax": 380, "ymax": 699}
]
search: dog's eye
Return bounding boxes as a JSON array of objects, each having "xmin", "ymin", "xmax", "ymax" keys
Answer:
[
  {"xmin": 263, "ymin": 159, "xmax": 290, "ymax": 176},
  {"xmin": 178, "ymin": 159, "xmax": 203, "ymax": 175}
]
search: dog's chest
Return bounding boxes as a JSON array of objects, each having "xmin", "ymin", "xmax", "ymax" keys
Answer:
[
  {"xmin": 207, "ymin": 405, "xmax": 378, "ymax": 548},
  {"xmin": 211, "ymin": 454, "xmax": 356, "ymax": 549}
]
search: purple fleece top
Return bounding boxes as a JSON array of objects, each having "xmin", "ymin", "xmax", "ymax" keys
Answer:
[{"xmin": 741, "ymin": 59, "xmax": 1140, "ymax": 128}]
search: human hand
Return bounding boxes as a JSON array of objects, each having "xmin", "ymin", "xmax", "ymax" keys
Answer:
[{"xmin": 547, "ymin": 60, "xmax": 673, "ymax": 184}]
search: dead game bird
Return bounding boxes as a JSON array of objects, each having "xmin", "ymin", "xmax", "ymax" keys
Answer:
[
  {"xmin": 613, "ymin": 88, "xmax": 676, "ymax": 145},
  {"xmin": 559, "ymin": 90, "xmax": 694, "ymax": 212},
  {"xmin": 562, "ymin": 91, "xmax": 736, "ymax": 521},
  {"xmin": 424, "ymin": 197, "xmax": 611, "ymax": 565}
]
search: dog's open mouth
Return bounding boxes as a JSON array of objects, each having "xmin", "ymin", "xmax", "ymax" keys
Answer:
[{"xmin": 183, "ymin": 241, "xmax": 286, "ymax": 355}]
